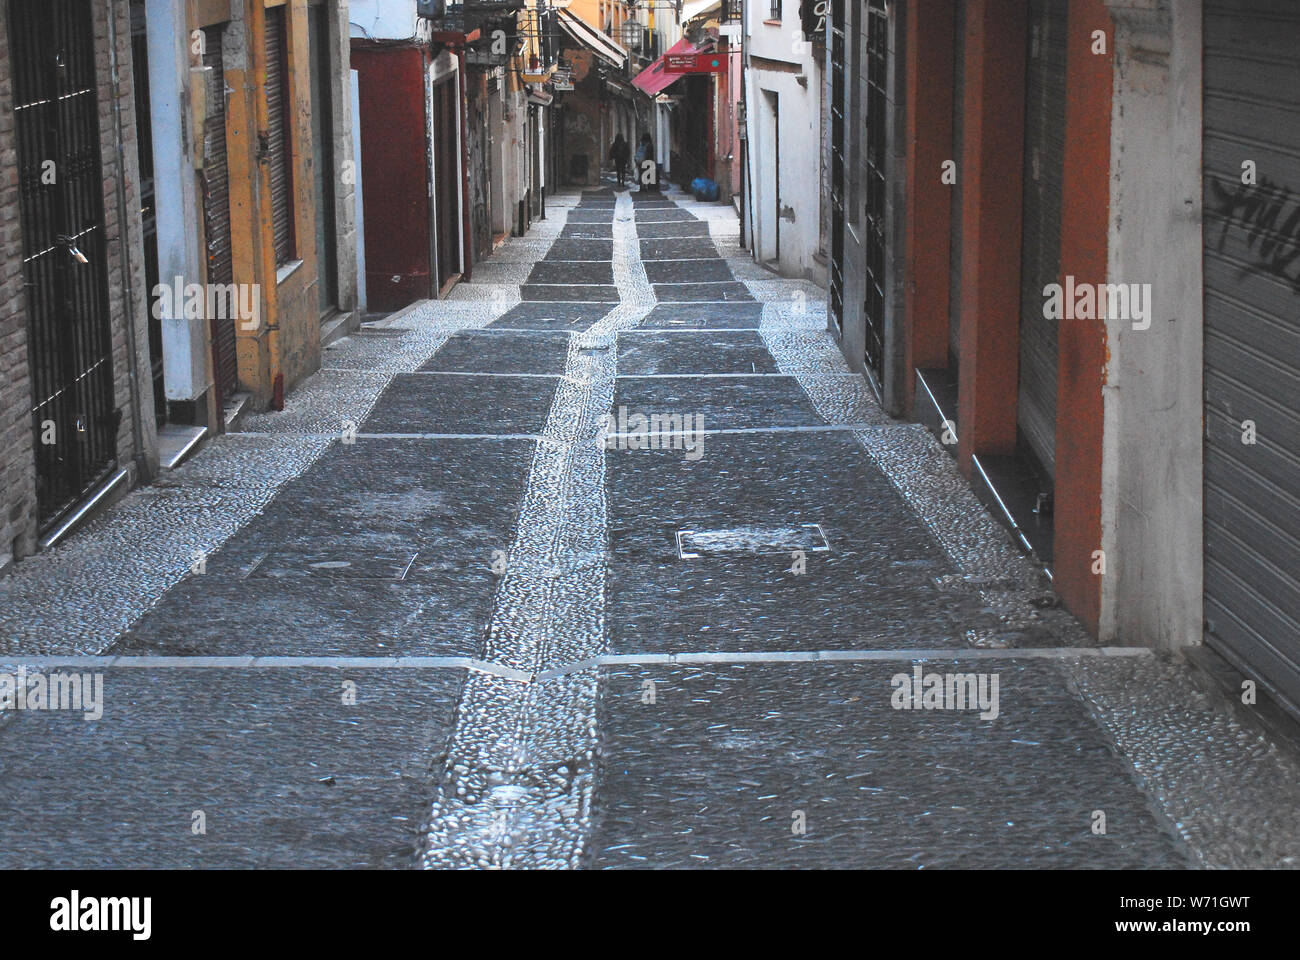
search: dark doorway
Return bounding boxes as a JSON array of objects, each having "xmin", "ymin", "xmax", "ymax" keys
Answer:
[
  {"xmin": 433, "ymin": 76, "xmax": 461, "ymax": 291},
  {"xmin": 10, "ymin": 0, "xmax": 119, "ymax": 529},
  {"xmin": 829, "ymin": 0, "xmax": 846, "ymax": 334},
  {"xmin": 200, "ymin": 24, "xmax": 238, "ymax": 408},
  {"xmin": 308, "ymin": 0, "xmax": 338, "ymax": 316},
  {"xmin": 861, "ymin": 0, "xmax": 889, "ymax": 382},
  {"xmin": 130, "ymin": 0, "xmax": 165, "ymax": 426}
]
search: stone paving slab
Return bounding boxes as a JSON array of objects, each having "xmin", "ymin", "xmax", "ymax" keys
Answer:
[
  {"xmin": 560, "ymin": 224, "xmax": 614, "ymax": 239},
  {"xmin": 487, "ymin": 302, "xmax": 613, "ymax": 330},
  {"xmin": 633, "ymin": 210, "xmax": 703, "ymax": 222},
  {"xmin": 643, "ymin": 260, "xmax": 737, "ymax": 283},
  {"xmin": 527, "ymin": 261, "xmax": 616, "ymax": 285},
  {"xmin": 587, "ymin": 661, "xmax": 1193, "ymax": 869},
  {"xmin": 520, "ymin": 284, "xmax": 620, "ymax": 302},
  {"xmin": 363, "ymin": 374, "xmax": 559, "ymax": 435},
  {"xmin": 544, "ymin": 239, "xmax": 615, "ymax": 261},
  {"xmin": 605, "ymin": 431, "xmax": 951, "ymax": 553},
  {"xmin": 0, "ymin": 670, "xmax": 463, "ymax": 869},
  {"xmin": 605, "ymin": 551, "xmax": 1011, "ymax": 653},
  {"xmin": 654, "ymin": 281, "xmax": 755, "ymax": 302},
  {"xmin": 640, "ymin": 239, "xmax": 722, "ymax": 261},
  {"xmin": 565, "ymin": 210, "xmax": 618, "ymax": 223},
  {"xmin": 617, "ymin": 330, "xmax": 780, "ymax": 375},
  {"xmin": 636, "ymin": 221, "xmax": 713, "ymax": 239},
  {"xmin": 114, "ymin": 575, "xmax": 495, "ymax": 658},
  {"xmin": 419, "ymin": 330, "xmax": 573, "ymax": 374},
  {"xmin": 210, "ymin": 438, "xmax": 534, "ymax": 547},
  {"xmin": 612, "ymin": 375, "xmax": 827, "ymax": 430},
  {"xmin": 638, "ymin": 302, "xmax": 766, "ymax": 328}
]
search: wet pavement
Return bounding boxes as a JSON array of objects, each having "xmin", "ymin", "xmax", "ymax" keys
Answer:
[{"xmin": 1, "ymin": 184, "xmax": 1298, "ymax": 869}]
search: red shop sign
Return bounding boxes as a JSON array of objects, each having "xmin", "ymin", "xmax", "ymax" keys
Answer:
[{"xmin": 663, "ymin": 52, "xmax": 725, "ymax": 73}]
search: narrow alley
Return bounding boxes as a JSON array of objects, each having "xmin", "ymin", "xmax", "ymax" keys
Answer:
[{"xmin": 1, "ymin": 185, "xmax": 1295, "ymax": 871}]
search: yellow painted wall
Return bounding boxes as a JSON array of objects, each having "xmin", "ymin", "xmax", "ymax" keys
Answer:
[{"xmin": 192, "ymin": 0, "xmax": 324, "ymax": 411}]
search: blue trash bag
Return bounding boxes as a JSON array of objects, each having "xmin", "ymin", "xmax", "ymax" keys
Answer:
[{"xmin": 690, "ymin": 177, "xmax": 720, "ymax": 202}]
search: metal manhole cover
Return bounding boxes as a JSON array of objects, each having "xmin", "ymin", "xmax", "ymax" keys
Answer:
[
  {"xmin": 675, "ymin": 524, "xmax": 831, "ymax": 559},
  {"xmin": 244, "ymin": 552, "xmax": 419, "ymax": 581}
]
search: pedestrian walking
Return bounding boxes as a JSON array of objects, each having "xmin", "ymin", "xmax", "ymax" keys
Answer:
[
  {"xmin": 634, "ymin": 133, "xmax": 656, "ymax": 192},
  {"xmin": 610, "ymin": 133, "xmax": 630, "ymax": 187}
]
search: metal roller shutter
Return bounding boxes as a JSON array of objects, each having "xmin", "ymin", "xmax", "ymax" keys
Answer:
[
  {"xmin": 861, "ymin": 1, "xmax": 888, "ymax": 382},
  {"xmin": 829, "ymin": 0, "xmax": 846, "ymax": 335},
  {"xmin": 1016, "ymin": 0, "xmax": 1067, "ymax": 481},
  {"xmin": 265, "ymin": 7, "xmax": 295, "ymax": 265},
  {"xmin": 201, "ymin": 26, "xmax": 238, "ymax": 406},
  {"xmin": 1202, "ymin": 0, "xmax": 1300, "ymax": 715}
]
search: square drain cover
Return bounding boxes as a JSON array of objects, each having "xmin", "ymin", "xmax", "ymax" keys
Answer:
[
  {"xmin": 245, "ymin": 552, "xmax": 418, "ymax": 581},
  {"xmin": 676, "ymin": 524, "xmax": 830, "ymax": 559}
]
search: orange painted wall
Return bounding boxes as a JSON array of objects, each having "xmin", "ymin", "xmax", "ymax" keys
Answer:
[
  {"xmin": 956, "ymin": 0, "xmax": 1026, "ymax": 469},
  {"xmin": 1052, "ymin": 0, "xmax": 1113, "ymax": 634},
  {"xmin": 903, "ymin": 0, "xmax": 955, "ymax": 416}
]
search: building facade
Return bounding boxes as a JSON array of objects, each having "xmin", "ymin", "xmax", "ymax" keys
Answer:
[
  {"xmin": 141, "ymin": 0, "xmax": 359, "ymax": 422},
  {"xmin": 741, "ymin": 0, "xmax": 825, "ymax": 280},
  {"xmin": 828, "ymin": 0, "xmax": 1300, "ymax": 721},
  {"xmin": 1, "ymin": 0, "xmax": 157, "ymax": 569},
  {"xmin": 0, "ymin": 0, "xmax": 358, "ymax": 573},
  {"xmin": 350, "ymin": 0, "xmax": 545, "ymax": 308}
]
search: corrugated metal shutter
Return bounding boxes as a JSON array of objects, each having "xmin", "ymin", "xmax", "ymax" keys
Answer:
[
  {"xmin": 265, "ymin": 7, "xmax": 294, "ymax": 265},
  {"xmin": 433, "ymin": 77, "xmax": 461, "ymax": 288},
  {"xmin": 1202, "ymin": 0, "xmax": 1300, "ymax": 715},
  {"xmin": 1016, "ymin": 0, "xmax": 1067, "ymax": 480},
  {"xmin": 828, "ymin": 0, "xmax": 847, "ymax": 334},
  {"xmin": 861, "ymin": 2, "xmax": 888, "ymax": 381},
  {"xmin": 201, "ymin": 26, "xmax": 238, "ymax": 404}
]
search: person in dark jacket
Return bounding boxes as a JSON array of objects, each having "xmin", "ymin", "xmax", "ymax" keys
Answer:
[
  {"xmin": 634, "ymin": 133, "xmax": 656, "ymax": 192},
  {"xmin": 610, "ymin": 133, "xmax": 631, "ymax": 186}
]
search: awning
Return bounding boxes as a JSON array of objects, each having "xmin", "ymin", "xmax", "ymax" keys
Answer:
[
  {"xmin": 630, "ymin": 37, "xmax": 709, "ymax": 97},
  {"xmin": 681, "ymin": 0, "xmax": 723, "ymax": 24},
  {"xmin": 556, "ymin": 9, "xmax": 628, "ymax": 70}
]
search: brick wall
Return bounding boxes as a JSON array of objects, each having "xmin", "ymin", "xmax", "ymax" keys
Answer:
[
  {"xmin": 0, "ymin": 5, "xmax": 36, "ymax": 571},
  {"xmin": 0, "ymin": 0, "xmax": 156, "ymax": 575}
]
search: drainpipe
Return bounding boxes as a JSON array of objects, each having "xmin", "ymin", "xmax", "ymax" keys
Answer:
[
  {"xmin": 741, "ymin": 14, "xmax": 753, "ymax": 251},
  {"xmin": 105, "ymin": 0, "xmax": 149, "ymax": 477}
]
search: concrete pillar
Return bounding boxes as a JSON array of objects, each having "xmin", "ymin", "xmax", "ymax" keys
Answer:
[
  {"xmin": 147, "ymin": 0, "xmax": 214, "ymax": 426},
  {"xmin": 1098, "ymin": 0, "xmax": 1205, "ymax": 649}
]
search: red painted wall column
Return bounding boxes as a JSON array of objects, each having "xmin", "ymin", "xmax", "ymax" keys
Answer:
[
  {"xmin": 903, "ymin": 0, "xmax": 955, "ymax": 416},
  {"xmin": 1053, "ymin": 0, "xmax": 1113, "ymax": 635},
  {"xmin": 956, "ymin": 0, "xmax": 1027, "ymax": 470}
]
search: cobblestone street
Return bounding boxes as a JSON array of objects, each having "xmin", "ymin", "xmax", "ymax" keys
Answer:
[{"xmin": 1, "ymin": 186, "xmax": 1297, "ymax": 870}]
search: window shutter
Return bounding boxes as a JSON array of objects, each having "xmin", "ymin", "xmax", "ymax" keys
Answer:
[{"xmin": 265, "ymin": 8, "xmax": 294, "ymax": 265}]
